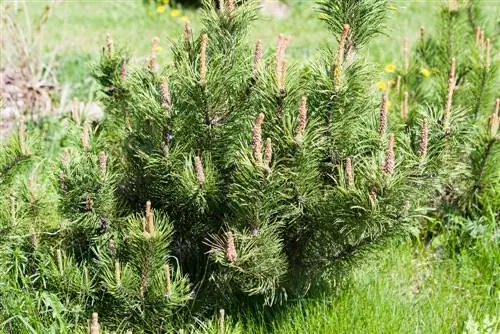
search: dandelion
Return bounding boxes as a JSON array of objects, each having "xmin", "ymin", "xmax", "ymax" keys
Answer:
[
  {"xmin": 89, "ymin": 313, "xmax": 99, "ymax": 334},
  {"xmin": 156, "ymin": 5, "xmax": 166, "ymax": 13},
  {"xmin": 194, "ymin": 156, "xmax": 206, "ymax": 185},
  {"xmin": 384, "ymin": 64, "xmax": 396, "ymax": 73},
  {"xmin": 264, "ymin": 138, "xmax": 272, "ymax": 166},
  {"xmin": 171, "ymin": 9, "xmax": 181, "ymax": 17},
  {"xmin": 226, "ymin": 232, "xmax": 237, "ymax": 262},
  {"xmin": 200, "ymin": 34, "xmax": 208, "ymax": 86},
  {"xmin": 420, "ymin": 68, "xmax": 431, "ymax": 77},
  {"xmin": 252, "ymin": 113, "xmax": 265, "ymax": 164},
  {"xmin": 345, "ymin": 158, "xmax": 354, "ymax": 188},
  {"xmin": 376, "ymin": 81, "xmax": 387, "ymax": 90},
  {"xmin": 164, "ymin": 264, "xmax": 172, "ymax": 296},
  {"xmin": 419, "ymin": 118, "xmax": 429, "ymax": 159},
  {"xmin": 383, "ymin": 133, "xmax": 395, "ymax": 175},
  {"xmin": 401, "ymin": 91, "xmax": 409, "ymax": 120},
  {"xmin": 379, "ymin": 92, "xmax": 388, "ymax": 136}
]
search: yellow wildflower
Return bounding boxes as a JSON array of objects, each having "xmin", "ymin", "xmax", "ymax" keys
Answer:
[
  {"xmin": 162, "ymin": 0, "xmax": 170, "ymax": 3},
  {"xmin": 385, "ymin": 64, "xmax": 396, "ymax": 73},
  {"xmin": 156, "ymin": 5, "xmax": 166, "ymax": 13},
  {"xmin": 420, "ymin": 68, "xmax": 431, "ymax": 77},
  {"xmin": 376, "ymin": 81, "xmax": 387, "ymax": 90},
  {"xmin": 171, "ymin": 9, "xmax": 181, "ymax": 17},
  {"xmin": 181, "ymin": 16, "xmax": 189, "ymax": 22}
]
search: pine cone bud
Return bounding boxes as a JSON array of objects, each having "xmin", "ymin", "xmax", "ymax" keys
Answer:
[
  {"xmin": 160, "ymin": 77, "xmax": 172, "ymax": 110},
  {"xmin": 252, "ymin": 113, "xmax": 265, "ymax": 164},
  {"xmin": 275, "ymin": 34, "xmax": 289, "ymax": 92},
  {"xmin": 488, "ymin": 112, "xmax": 499, "ymax": 139},
  {"xmin": 61, "ymin": 149, "xmax": 70, "ymax": 166},
  {"xmin": 401, "ymin": 91, "xmax": 409, "ymax": 120},
  {"xmin": 184, "ymin": 21, "xmax": 192, "ymax": 47},
  {"xmin": 253, "ymin": 40, "xmax": 263, "ymax": 77},
  {"xmin": 383, "ymin": 133, "xmax": 395, "ymax": 175},
  {"xmin": 99, "ymin": 152, "xmax": 107, "ymax": 174},
  {"xmin": 120, "ymin": 62, "xmax": 127, "ymax": 80},
  {"xmin": 345, "ymin": 158, "xmax": 354, "ymax": 188},
  {"xmin": 219, "ymin": 309, "xmax": 225, "ymax": 334},
  {"xmin": 31, "ymin": 227, "xmax": 38, "ymax": 247},
  {"xmin": 56, "ymin": 248, "xmax": 63, "ymax": 275},
  {"xmin": 18, "ymin": 116, "xmax": 26, "ymax": 155},
  {"xmin": 194, "ymin": 156, "xmax": 206, "ymax": 185},
  {"xmin": 108, "ymin": 239, "xmax": 117, "ymax": 258},
  {"xmin": 420, "ymin": 26, "xmax": 425, "ymax": 41},
  {"xmin": 475, "ymin": 26, "xmax": 481, "ymax": 46},
  {"xmin": 106, "ymin": 32, "xmax": 113, "ymax": 55},
  {"xmin": 89, "ymin": 312, "xmax": 100, "ymax": 334},
  {"xmin": 495, "ymin": 98, "xmax": 500, "ymax": 116},
  {"xmin": 149, "ymin": 37, "xmax": 160, "ymax": 72},
  {"xmin": 71, "ymin": 98, "xmax": 80, "ymax": 125},
  {"xmin": 449, "ymin": 0, "xmax": 458, "ymax": 12},
  {"xmin": 419, "ymin": 118, "xmax": 429, "ymax": 159},
  {"xmin": 164, "ymin": 264, "xmax": 172, "ymax": 296},
  {"xmin": 370, "ymin": 186, "xmax": 377, "ymax": 203},
  {"xmin": 333, "ymin": 24, "xmax": 350, "ymax": 87},
  {"xmin": 479, "ymin": 30, "xmax": 485, "ymax": 61},
  {"xmin": 200, "ymin": 34, "xmax": 208, "ymax": 86},
  {"xmin": 226, "ymin": 0, "xmax": 235, "ymax": 14},
  {"xmin": 379, "ymin": 92, "xmax": 388, "ymax": 136},
  {"xmin": 396, "ymin": 76, "xmax": 401, "ymax": 94},
  {"xmin": 145, "ymin": 200, "xmax": 154, "ymax": 234},
  {"xmin": 82, "ymin": 121, "xmax": 90, "ymax": 151},
  {"xmin": 403, "ymin": 37, "xmax": 409, "ymax": 73},
  {"xmin": 485, "ymin": 38, "xmax": 490, "ymax": 71},
  {"xmin": 443, "ymin": 57, "xmax": 456, "ymax": 133},
  {"xmin": 264, "ymin": 138, "xmax": 272, "ymax": 166},
  {"xmin": 295, "ymin": 96, "xmax": 307, "ymax": 134},
  {"xmin": 115, "ymin": 261, "xmax": 121, "ymax": 286},
  {"xmin": 218, "ymin": 0, "xmax": 225, "ymax": 12},
  {"xmin": 278, "ymin": 60, "xmax": 287, "ymax": 93},
  {"xmin": 226, "ymin": 232, "xmax": 237, "ymax": 262}
]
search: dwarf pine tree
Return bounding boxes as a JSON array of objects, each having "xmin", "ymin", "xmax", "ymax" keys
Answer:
[{"xmin": 86, "ymin": 0, "xmax": 432, "ymax": 311}]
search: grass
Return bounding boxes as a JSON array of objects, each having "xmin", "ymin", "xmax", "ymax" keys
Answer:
[{"xmin": 223, "ymin": 239, "xmax": 499, "ymax": 333}]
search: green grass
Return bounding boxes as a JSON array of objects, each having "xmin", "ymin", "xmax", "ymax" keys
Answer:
[{"xmin": 221, "ymin": 239, "xmax": 499, "ymax": 333}]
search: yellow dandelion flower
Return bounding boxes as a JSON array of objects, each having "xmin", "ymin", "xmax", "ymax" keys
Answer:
[
  {"xmin": 420, "ymin": 68, "xmax": 431, "ymax": 77},
  {"xmin": 181, "ymin": 16, "xmax": 189, "ymax": 22},
  {"xmin": 376, "ymin": 81, "xmax": 387, "ymax": 90},
  {"xmin": 171, "ymin": 9, "xmax": 181, "ymax": 17},
  {"xmin": 385, "ymin": 64, "xmax": 396, "ymax": 73},
  {"xmin": 156, "ymin": 5, "xmax": 166, "ymax": 13}
]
